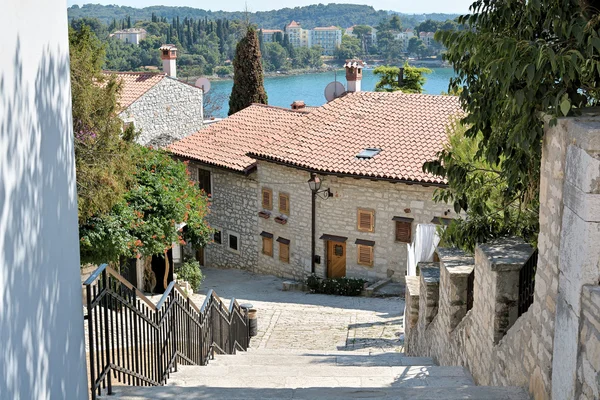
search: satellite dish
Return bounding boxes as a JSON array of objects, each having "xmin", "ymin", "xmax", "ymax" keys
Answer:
[
  {"xmin": 195, "ymin": 77, "xmax": 211, "ymax": 93},
  {"xmin": 324, "ymin": 81, "xmax": 345, "ymax": 102}
]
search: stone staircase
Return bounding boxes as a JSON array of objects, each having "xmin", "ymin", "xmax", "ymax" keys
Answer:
[{"xmin": 102, "ymin": 349, "xmax": 530, "ymax": 399}]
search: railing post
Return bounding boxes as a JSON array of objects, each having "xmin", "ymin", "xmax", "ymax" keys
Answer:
[
  {"xmin": 171, "ymin": 290, "xmax": 177, "ymax": 373},
  {"xmin": 186, "ymin": 297, "xmax": 191, "ymax": 362},
  {"xmin": 155, "ymin": 308, "xmax": 162, "ymax": 385},
  {"xmin": 86, "ymin": 284, "xmax": 97, "ymax": 400},
  {"xmin": 102, "ymin": 269, "xmax": 112, "ymax": 395}
]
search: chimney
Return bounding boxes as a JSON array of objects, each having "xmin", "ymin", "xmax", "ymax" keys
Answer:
[
  {"xmin": 160, "ymin": 44, "xmax": 177, "ymax": 78},
  {"xmin": 398, "ymin": 67, "xmax": 405, "ymax": 86},
  {"xmin": 344, "ymin": 59, "xmax": 364, "ymax": 93},
  {"xmin": 291, "ymin": 100, "xmax": 306, "ymax": 110}
]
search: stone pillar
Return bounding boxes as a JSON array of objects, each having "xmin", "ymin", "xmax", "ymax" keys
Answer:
[
  {"xmin": 552, "ymin": 115, "xmax": 600, "ymax": 400},
  {"xmin": 476, "ymin": 238, "xmax": 534, "ymax": 344},
  {"xmin": 438, "ymin": 248, "xmax": 475, "ymax": 331},
  {"xmin": 404, "ymin": 275, "xmax": 420, "ymax": 354},
  {"xmin": 418, "ymin": 262, "xmax": 441, "ymax": 327}
]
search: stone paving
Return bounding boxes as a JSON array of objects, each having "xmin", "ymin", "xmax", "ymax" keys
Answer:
[{"xmin": 186, "ymin": 267, "xmax": 405, "ymax": 353}]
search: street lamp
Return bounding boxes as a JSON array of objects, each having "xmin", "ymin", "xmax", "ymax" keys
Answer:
[{"xmin": 308, "ymin": 173, "xmax": 331, "ymax": 275}]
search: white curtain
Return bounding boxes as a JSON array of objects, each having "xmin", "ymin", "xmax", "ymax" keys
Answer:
[{"xmin": 406, "ymin": 224, "xmax": 440, "ymax": 276}]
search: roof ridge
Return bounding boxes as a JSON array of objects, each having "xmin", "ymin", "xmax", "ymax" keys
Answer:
[
  {"xmin": 249, "ymin": 103, "xmax": 312, "ymax": 114},
  {"xmin": 102, "ymin": 71, "xmax": 166, "ymax": 76}
]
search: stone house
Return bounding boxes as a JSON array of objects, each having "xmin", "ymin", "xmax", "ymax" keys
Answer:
[
  {"xmin": 110, "ymin": 28, "xmax": 147, "ymax": 45},
  {"xmin": 104, "ymin": 45, "xmax": 205, "ymax": 147},
  {"xmin": 169, "ymin": 63, "xmax": 461, "ymax": 284}
]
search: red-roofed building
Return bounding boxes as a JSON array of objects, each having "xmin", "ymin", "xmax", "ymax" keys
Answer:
[
  {"xmin": 103, "ymin": 45, "xmax": 206, "ymax": 147},
  {"xmin": 169, "ymin": 63, "xmax": 462, "ymax": 283}
]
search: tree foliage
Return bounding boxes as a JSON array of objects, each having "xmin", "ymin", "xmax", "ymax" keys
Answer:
[
  {"xmin": 423, "ymin": 0, "xmax": 600, "ymax": 250},
  {"xmin": 374, "ymin": 64, "xmax": 431, "ymax": 93},
  {"xmin": 79, "ymin": 146, "xmax": 212, "ymax": 264},
  {"xmin": 228, "ymin": 27, "xmax": 268, "ymax": 115},
  {"xmin": 69, "ymin": 25, "xmax": 137, "ymax": 222}
]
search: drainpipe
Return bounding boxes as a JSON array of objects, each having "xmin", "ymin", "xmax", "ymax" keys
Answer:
[{"xmin": 311, "ymin": 190, "xmax": 316, "ymax": 275}]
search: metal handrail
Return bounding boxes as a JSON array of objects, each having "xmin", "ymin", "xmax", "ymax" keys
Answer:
[{"xmin": 83, "ymin": 263, "xmax": 250, "ymax": 400}]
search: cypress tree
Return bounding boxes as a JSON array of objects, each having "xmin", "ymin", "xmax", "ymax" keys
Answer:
[{"xmin": 228, "ymin": 27, "xmax": 268, "ymax": 115}]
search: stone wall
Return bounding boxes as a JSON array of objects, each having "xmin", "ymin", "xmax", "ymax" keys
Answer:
[
  {"xmin": 256, "ymin": 161, "xmax": 456, "ymax": 283},
  {"xmin": 120, "ymin": 77, "xmax": 204, "ymax": 147},
  {"xmin": 405, "ymin": 112, "xmax": 600, "ymax": 400},
  {"xmin": 187, "ymin": 162, "xmax": 259, "ymax": 271}
]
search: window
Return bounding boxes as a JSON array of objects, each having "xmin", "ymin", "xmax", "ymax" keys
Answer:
[
  {"xmin": 279, "ymin": 193, "xmax": 290, "ymax": 215},
  {"xmin": 213, "ymin": 230, "xmax": 222, "ymax": 244},
  {"xmin": 277, "ymin": 237, "xmax": 290, "ymax": 263},
  {"xmin": 393, "ymin": 216, "xmax": 413, "ymax": 243},
  {"xmin": 261, "ymin": 232, "xmax": 273, "ymax": 257},
  {"xmin": 262, "ymin": 188, "xmax": 273, "ymax": 210},
  {"xmin": 228, "ymin": 232, "xmax": 239, "ymax": 252},
  {"xmin": 357, "ymin": 244, "xmax": 374, "ymax": 267},
  {"xmin": 198, "ymin": 169, "xmax": 211, "ymax": 196},
  {"xmin": 357, "ymin": 209, "xmax": 375, "ymax": 232}
]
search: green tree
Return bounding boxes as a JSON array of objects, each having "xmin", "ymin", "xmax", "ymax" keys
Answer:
[
  {"xmin": 334, "ymin": 34, "xmax": 361, "ymax": 60},
  {"xmin": 424, "ymin": 0, "xmax": 600, "ymax": 250},
  {"xmin": 263, "ymin": 42, "xmax": 289, "ymax": 71},
  {"xmin": 407, "ymin": 37, "xmax": 426, "ymax": 57},
  {"xmin": 374, "ymin": 64, "xmax": 431, "ymax": 93},
  {"xmin": 228, "ymin": 26, "xmax": 268, "ymax": 115},
  {"xmin": 69, "ymin": 25, "xmax": 137, "ymax": 222},
  {"xmin": 79, "ymin": 146, "xmax": 212, "ymax": 264}
]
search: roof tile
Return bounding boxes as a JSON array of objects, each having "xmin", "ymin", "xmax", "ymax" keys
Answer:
[{"xmin": 103, "ymin": 71, "xmax": 166, "ymax": 109}]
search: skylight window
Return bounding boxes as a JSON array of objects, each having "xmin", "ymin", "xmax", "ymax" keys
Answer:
[{"xmin": 356, "ymin": 148, "xmax": 381, "ymax": 160}]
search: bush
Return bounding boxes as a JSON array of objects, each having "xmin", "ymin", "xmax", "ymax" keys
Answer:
[
  {"xmin": 213, "ymin": 65, "xmax": 233, "ymax": 77},
  {"xmin": 176, "ymin": 259, "xmax": 204, "ymax": 291},
  {"xmin": 305, "ymin": 274, "xmax": 366, "ymax": 296}
]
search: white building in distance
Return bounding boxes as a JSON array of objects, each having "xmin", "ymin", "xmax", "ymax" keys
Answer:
[{"xmin": 110, "ymin": 28, "xmax": 147, "ymax": 45}]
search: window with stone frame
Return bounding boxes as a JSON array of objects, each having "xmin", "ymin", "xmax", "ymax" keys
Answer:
[
  {"xmin": 198, "ymin": 168, "xmax": 211, "ymax": 196},
  {"xmin": 393, "ymin": 217, "xmax": 413, "ymax": 243},
  {"xmin": 278, "ymin": 237, "xmax": 290, "ymax": 263},
  {"xmin": 228, "ymin": 232, "xmax": 240, "ymax": 252},
  {"xmin": 262, "ymin": 188, "xmax": 273, "ymax": 210},
  {"xmin": 279, "ymin": 192, "xmax": 290, "ymax": 215},
  {"xmin": 357, "ymin": 208, "xmax": 375, "ymax": 232},
  {"xmin": 357, "ymin": 244, "xmax": 374, "ymax": 267},
  {"xmin": 213, "ymin": 230, "xmax": 222, "ymax": 244}
]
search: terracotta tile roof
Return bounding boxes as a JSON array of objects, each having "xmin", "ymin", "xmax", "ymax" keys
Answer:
[
  {"xmin": 287, "ymin": 21, "xmax": 301, "ymax": 28},
  {"xmin": 250, "ymin": 92, "xmax": 462, "ymax": 185},
  {"xmin": 103, "ymin": 71, "xmax": 166, "ymax": 109},
  {"xmin": 167, "ymin": 104, "xmax": 308, "ymax": 173},
  {"xmin": 313, "ymin": 26, "xmax": 340, "ymax": 31}
]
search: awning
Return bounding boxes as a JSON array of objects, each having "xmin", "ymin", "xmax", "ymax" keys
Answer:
[
  {"xmin": 319, "ymin": 234, "xmax": 348, "ymax": 243},
  {"xmin": 392, "ymin": 216, "xmax": 414, "ymax": 223},
  {"xmin": 260, "ymin": 231, "xmax": 273, "ymax": 238},
  {"xmin": 276, "ymin": 237, "xmax": 290, "ymax": 245},
  {"xmin": 355, "ymin": 239, "xmax": 375, "ymax": 246}
]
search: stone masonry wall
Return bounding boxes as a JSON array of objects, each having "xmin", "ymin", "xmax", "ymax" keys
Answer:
[
  {"xmin": 405, "ymin": 112, "xmax": 600, "ymax": 400},
  {"xmin": 120, "ymin": 77, "xmax": 204, "ymax": 147},
  {"xmin": 187, "ymin": 162, "xmax": 259, "ymax": 271},
  {"xmin": 256, "ymin": 161, "xmax": 455, "ymax": 283}
]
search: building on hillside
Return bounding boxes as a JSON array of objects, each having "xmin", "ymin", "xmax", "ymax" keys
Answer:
[
  {"xmin": 393, "ymin": 29, "xmax": 415, "ymax": 50},
  {"xmin": 110, "ymin": 28, "xmax": 147, "ymax": 45},
  {"xmin": 310, "ymin": 26, "xmax": 342, "ymax": 55},
  {"xmin": 261, "ymin": 29, "xmax": 284, "ymax": 43},
  {"xmin": 169, "ymin": 61, "xmax": 462, "ymax": 284},
  {"xmin": 103, "ymin": 45, "xmax": 205, "ymax": 147},
  {"xmin": 419, "ymin": 31, "xmax": 436, "ymax": 46},
  {"xmin": 285, "ymin": 21, "xmax": 311, "ymax": 48}
]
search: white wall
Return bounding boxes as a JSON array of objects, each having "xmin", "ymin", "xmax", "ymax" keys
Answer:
[{"xmin": 1, "ymin": 1, "xmax": 88, "ymax": 399}]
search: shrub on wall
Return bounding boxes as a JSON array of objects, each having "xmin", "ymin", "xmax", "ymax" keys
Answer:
[{"xmin": 305, "ymin": 274, "xmax": 367, "ymax": 296}]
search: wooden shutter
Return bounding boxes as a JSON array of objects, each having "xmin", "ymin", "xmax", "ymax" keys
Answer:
[
  {"xmin": 262, "ymin": 188, "xmax": 273, "ymax": 210},
  {"xmin": 357, "ymin": 209, "xmax": 375, "ymax": 232},
  {"xmin": 395, "ymin": 221, "xmax": 412, "ymax": 243},
  {"xmin": 279, "ymin": 193, "xmax": 290, "ymax": 215},
  {"xmin": 198, "ymin": 169, "xmax": 211, "ymax": 196},
  {"xmin": 357, "ymin": 245, "xmax": 373, "ymax": 267},
  {"xmin": 279, "ymin": 242, "xmax": 290, "ymax": 263},
  {"xmin": 262, "ymin": 237, "xmax": 273, "ymax": 256}
]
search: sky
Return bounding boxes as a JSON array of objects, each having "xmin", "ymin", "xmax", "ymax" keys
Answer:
[{"xmin": 66, "ymin": 0, "xmax": 474, "ymax": 14}]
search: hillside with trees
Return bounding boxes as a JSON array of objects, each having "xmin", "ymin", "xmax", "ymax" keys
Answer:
[{"xmin": 67, "ymin": 3, "xmax": 458, "ymax": 29}]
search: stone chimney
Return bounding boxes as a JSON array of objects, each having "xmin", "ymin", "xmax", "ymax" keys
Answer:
[
  {"xmin": 344, "ymin": 59, "xmax": 364, "ymax": 93},
  {"xmin": 291, "ymin": 100, "xmax": 306, "ymax": 110},
  {"xmin": 160, "ymin": 44, "xmax": 177, "ymax": 78}
]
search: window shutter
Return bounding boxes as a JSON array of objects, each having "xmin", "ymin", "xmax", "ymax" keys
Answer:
[
  {"xmin": 262, "ymin": 188, "xmax": 273, "ymax": 210},
  {"xmin": 279, "ymin": 242, "xmax": 290, "ymax": 263},
  {"xmin": 357, "ymin": 245, "xmax": 373, "ymax": 266},
  {"xmin": 395, "ymin": 221, "xmax": 412, "ymax": 243},
  {"xmin": 357, "ymin": 209, "xmax": 374, "ymax": 232},
  {"xmin": 262, "ymin": 237, "xmax": 273, "ymax": 256},
  {"xmin": 279, "ymin": 193, "xmax": 290, "ymax": 215}
]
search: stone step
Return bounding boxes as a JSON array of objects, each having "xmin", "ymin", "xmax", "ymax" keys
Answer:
[
  {"xmin": 212, "ymin": 352, "xmax": 435, "ymax": 367},
  {"xmin": 165, "ymin": 364, "xmax": 472, "ymax": 383},
  {"xmin": 102, "ymin": 385, "xmax": 530, "ymax": 399}
]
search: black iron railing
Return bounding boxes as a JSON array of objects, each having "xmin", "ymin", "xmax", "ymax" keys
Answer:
[
  {"xmin": 518, "ymin": 249, "xmax": 539, "ymax": 317},
  {"xmin": 466, "ymin": 270, "xmax": 474, "ymax": 312},
  {"xmin": 84, "ymin": 264, "xmax": 249, "ymax": 400}
]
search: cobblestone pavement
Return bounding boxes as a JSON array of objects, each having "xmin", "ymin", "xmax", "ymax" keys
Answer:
[{"xmin": 186, "ymin": 268, "xmax": 405, "ymax": 353}]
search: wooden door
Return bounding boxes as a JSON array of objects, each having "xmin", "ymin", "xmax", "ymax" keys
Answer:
[
  {"xmin": 327, "ymin": 241, "xmax": 346, "ymax": 278},
  {"xmin": 196, "ymin": 246, "xmax": 205, "ymax": 267}
]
